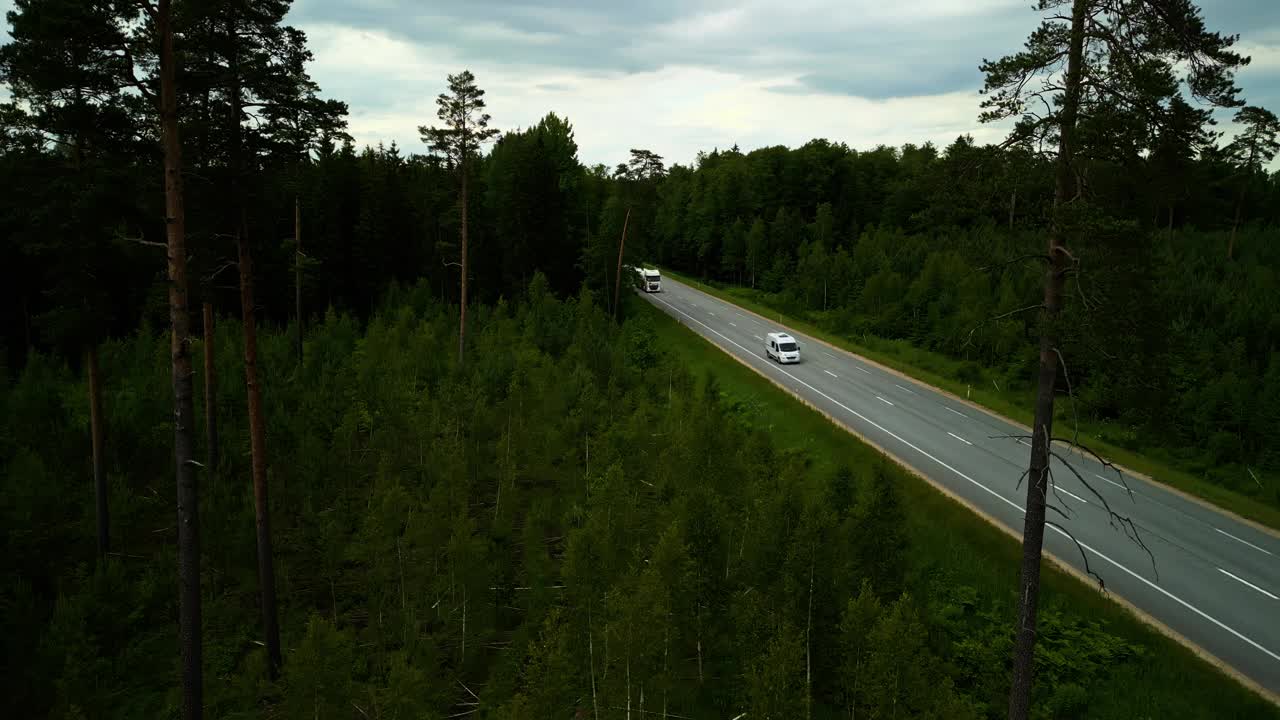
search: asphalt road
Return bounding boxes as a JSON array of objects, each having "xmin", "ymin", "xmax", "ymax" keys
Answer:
[{"xmin": 640, "ymin": 276, "xmax": 1280, "ymax": 698}]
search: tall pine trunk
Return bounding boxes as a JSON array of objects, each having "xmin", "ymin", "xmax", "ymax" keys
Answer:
[
  {"xmin": 294, "ymin": 197, "xmax": 303, "ymax": 364},
  {"xmin": 230, "ymin": 27, "xmax": 281, "ymax": 678},
  {"xmin": 239, "ymin": 222, "xmax": 282, "ymax": 678},
  {"xmin": 203, "ymin": 303, "xmax": 217, "ymax": 480},
  {"xmin": 1008, "ymin": 1, "xmax": 1085, "ymax": 718},
  {"xmin": 1228, "ymin": 181, "xmax": 1244, "ymax": 260},
  {"xmin": 613, "ymin": 207, "xmax": 631, "ymax": 319},
  {"xmin": 158, "ymin": 2, "xmax": 202, "ymax": 714},
  {"xmin": 88, "ymin": 345, "xmax": 108, "ymax": 557},
  {"xmin": 459, "ymin": 160, "xmax": 469, "ymax": 365}
]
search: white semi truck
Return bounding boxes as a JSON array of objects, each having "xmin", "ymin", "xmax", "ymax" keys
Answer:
[{"xmin": 635, "ymin": 267, "xmax": 662, "ymax": 292}]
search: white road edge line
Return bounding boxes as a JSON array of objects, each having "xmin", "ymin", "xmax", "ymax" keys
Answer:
[
  {"xmin": 651, "ymin": 289, "xmax": 1280, "ymax": 665},
  {"xmin": 1057, "ymin": 486, "xmax": 1089, "ymax": 504},
  {"xmin": 1218, "ymin": 568, "xmax": 1279, "ymax": 600},
  {"xmin": 823, "ymin": 351, "xmax": 837, "ymax": 359},
  {"xmin": 1215, "ymin": 528, "xmax": 1275, "ymax": 557},
  {"xmin": 1018, "ymin": 439, "xmax": 1031, "ymax": 447},
  {"xmin": 947, "ymin": 431, "xmax": 973, "ymax": 446},
  {"xmin": 896, "ymin": 384, "xmax": 918, "ymax": 395},
  {"xmin": 876, "ymin": 396, "xmax": 894, "ymax": 406},
  {"xmin": 1095, "ymin": 473, "xmax": 1129, "ymax": 490},
  {"xmin": 824, "ymin": 370, "xmax": 839, "ymax": 378},
  {"xmin": 945, "ymin": 406, "xmax": 968, "ymax": 419},
  {"xmin": 856, "ymin": 367, "xmax": 872, "ymax": 375}
]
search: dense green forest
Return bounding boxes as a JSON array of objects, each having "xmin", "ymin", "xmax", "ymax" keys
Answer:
[
  {"xmin": 8, "ymin": 280, "xmax": 1271, "ymax": 719},
  {"xmin": 641, "ymin": 140, "xmax": 1280, "ymax": 505},
  {"xmin": 3, "ymin": 0, "xmax": 1280, "ymax": 717}
]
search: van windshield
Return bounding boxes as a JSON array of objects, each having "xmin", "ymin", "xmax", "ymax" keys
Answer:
[{"xmin": 779, "ymin": 342, "xmax": 797, "ymax": 352}]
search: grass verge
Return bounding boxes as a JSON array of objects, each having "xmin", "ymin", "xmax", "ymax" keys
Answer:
[
  {"xmin": 641, "ymin": 294, "xmax": 1279, "ymax": 719},
  {"xmin": 660, "ymin": 268, "xmax": 1280, "ymax": 534}
]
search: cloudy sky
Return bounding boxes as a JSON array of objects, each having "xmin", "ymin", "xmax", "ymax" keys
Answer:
[{"xmin": 3, "ymin": 0, "xmax": 1279, "ymax": 168}]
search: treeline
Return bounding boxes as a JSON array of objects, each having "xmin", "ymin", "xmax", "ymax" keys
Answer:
[
  {"xmin": 2, "ymin": 279, "xmax": 1152, "ymax": 718},
  {"xmin": 644, "ymin": 138, "xmax": 1280, "ymax": 503},
  {"xmin": 0, "ymin": 1, "xmax": 609, "ymax": 373}
]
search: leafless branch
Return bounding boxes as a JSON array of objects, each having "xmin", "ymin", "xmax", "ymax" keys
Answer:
[
  {"xmin": 976, "ymin": 254, "xmax": 1052, "ymax": 274},
  {"xmin": 1049, "ymin": 449, "xmax": 1156, "ymax": 579},
  {"xmin": 1052, "ymin": 347, "xmax": 1081, "ymax": 446},
  {"xmin": 122, "ymin": 236, "xmax": 167, "ymax": 249},
  {"xmin": 1046, "ymin": 468, "xmax": 1078, "ymax": 519},
  {"xmin": 203, "ymin": 261, "xmax": 238, "ymax": 282},
  {"xmin": 1049, "ymin": 436, "xmax": 1136, "ymax": 503},
  {"xmin": 1046, "ymin": 520, "xmax": 1106, "ymax": 591},
  {"xmin": 963, "ymin": 304, "xmax": 1045, "ymax": 349}
]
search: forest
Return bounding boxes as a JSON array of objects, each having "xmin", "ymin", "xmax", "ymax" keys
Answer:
[{"xmin": 2, "ymin": 0, "xmax": 1279, "ymax": 718}]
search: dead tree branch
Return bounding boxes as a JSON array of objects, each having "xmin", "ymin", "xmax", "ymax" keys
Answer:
[
  {"xmin": 963, "ymin": 304, "xmax": 1045, "ymax": 349},
  {"xmin": 1046, "ymin": 520, "xmax": 1105, "ymax": 591}
]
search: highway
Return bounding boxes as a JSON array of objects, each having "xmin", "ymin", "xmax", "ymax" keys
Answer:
[{"xmin": 640, "ymin": 275, "xmax": 1280, "ymax": 699}]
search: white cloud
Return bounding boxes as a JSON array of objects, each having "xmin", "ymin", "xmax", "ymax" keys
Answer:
[{"xmin": 302, "ymin": 22, "xmax": 1010, "ymax": 168}]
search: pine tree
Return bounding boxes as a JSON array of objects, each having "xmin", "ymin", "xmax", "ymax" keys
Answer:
[
  {"xmin": 1224, "ymin": 106, "xmax": 1280, "ymax": 259},
  {"xmin": 155, "ymin": 0, "xmax": 202, "ymax": 714},
  {"xmin": 420, "ymin": 70, "xmax": 499, "ymax": 365},
  {"xmin": 979, "ymin": 2, "xmax": 1246, "ymax": 717}
]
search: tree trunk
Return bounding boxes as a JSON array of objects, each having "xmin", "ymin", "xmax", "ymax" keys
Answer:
[
  {"xmin": 295, "ymin": 196, "xmax": 303, "ymax": 364},
  {"xmin": 202, "ymin": 303, "xmax": 217, "ymax": 480},
  {"xmin": 158, "ymin": 2, "xmax": 202, "ymax": 715},
  {"xmin": 613, "ymin": 207, "xmax": 631, "ymax": 320},
  {"xmin": 459, "ymin": 160, "xmax": 469, "ymax": 365},
  {"xmin": 1007, "ymin": 2, "xmax": 1085, "ymax": 719},
  {"xmin": 1228, "ymin": 181, "xmax": 1244, "ymax": 260},
  {"xmin": 1009, "ymin": 186, "xmax": 1018, "ymax": 229},
  {"xmin": 806, "ymin": 552, "xmax": 814, "ymax": 720},
  {"xmin": 228, "ymin": 17, "xmax": 281, "ymax": 678},
  {"xmin": 88, "ymin": 345, "xmax": 108, "ymax": 557},
  {"xmin": 239, "ymin": 227, "xmax": 282, "ymax": 677}
]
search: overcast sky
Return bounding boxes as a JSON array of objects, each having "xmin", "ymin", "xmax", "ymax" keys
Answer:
[{"xmin": 3, "ymin": 0, "xmax": 1279, "ymax": 168}]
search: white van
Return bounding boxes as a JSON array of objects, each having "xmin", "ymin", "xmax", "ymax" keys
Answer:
[{"xmin": 765, "ymin": 332, "xmax": 800, "ymax": 364}]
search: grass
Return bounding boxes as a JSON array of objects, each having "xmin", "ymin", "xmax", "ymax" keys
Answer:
[
  {"xmin": 640, "ymin": 294, "xmax": 1280, "ymax": 719},
  {"xmin": 660, "ymin": 268, "xmax": 1280, "ymax": 534}
]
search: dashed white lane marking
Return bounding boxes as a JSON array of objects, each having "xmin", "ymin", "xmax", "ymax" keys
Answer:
[
  {"xmin": 730, "ymin": 322, "xmax": 737, "ymax": 327},
  {"xmin": 652, "ymin": 288, "xmax": 1280, "ymax": 665},
  {"xmin": 753, "ymin": 335, "xmax": 763, "ymax": 340},
  {"xmin": 856, "ymin": 367, "xmax": 872, "ymax": 375},
  {"xmin": 1218, "ymin": 568, "xmax": 1279, "ymax": 600},
  {"xmin": 896, "ymin": 384, "xmax": 917, "ymax": 395},
  {"xmin": 1057, "ymin": 486, "xmax": 1089, "ymax": 504},
  {"xmin": 947, "ymin": 431, "xmax": 973, "ymax": 446},
  {"xmin": 1215, "ymin": 528, "xmax": 1275, "ymax": 557},
  {"xmin": 824, "ymin": 370, "xmax": 838, "ymax": 378},
  {"xmin": 1095, "ymin": 472, "xmax": 1129, "ymax": 490},
  {"xmin": 945, "ymin": 406, "xmax": 968, "ymax": 419},
  {"xmin": 823, "ymin": 351, "xmax": 837, "ymax": 359},
  {"xmin": 1018, "ymin": 439, "xmax": 1031, "ymax": 447},
  {"xmin": 876, "ymin": 396, "xmax": 894, "ymax": 406}
]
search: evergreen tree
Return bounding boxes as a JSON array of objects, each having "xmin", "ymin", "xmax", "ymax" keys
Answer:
[
  {"xmin": 420, "ymin": 69, "xmax": 500, "ymax": 366},
  {"xmin": 978, "ymin": 2, "xmax": 1247, "ymax": 716}
]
